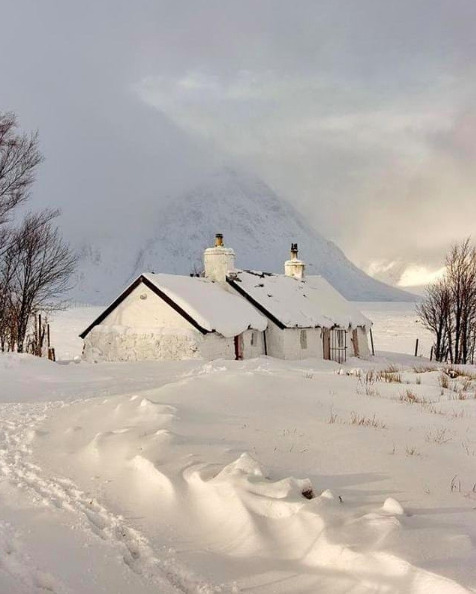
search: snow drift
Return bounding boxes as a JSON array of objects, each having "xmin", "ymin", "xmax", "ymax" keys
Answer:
[{"xmin": 21, "ymin": 357, "xmax": 474, "ymax": 594}]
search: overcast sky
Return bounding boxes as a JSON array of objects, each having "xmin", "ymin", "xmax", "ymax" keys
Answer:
[{"xmin": 1, "ymin": 0, "xmax": 475, "ymax": 286}]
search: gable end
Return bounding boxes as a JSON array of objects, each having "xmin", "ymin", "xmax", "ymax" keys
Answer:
[{"xmin": 79, "ymin": 275, "xmax": 210, "ymax": 339}]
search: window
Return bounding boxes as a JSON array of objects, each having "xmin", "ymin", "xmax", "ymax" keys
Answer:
[
  {"xmin": 300, "ymin": 330, "xmax": 308, "ymax": 349},
  {"xmin": 251, "ymin": 331, "xmax": 258, "ymax": 346},
  {"xmin": 337, "ymin": 329, "xmax": 345, "ymax": 348}
]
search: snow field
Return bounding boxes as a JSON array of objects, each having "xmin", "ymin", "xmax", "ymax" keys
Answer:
[
  {"xmin": 12, "ymin": 356, "xmax": 474, "ymax": 593},
  {"xmin": 0, "ymin": 400, "xmax": 218, "ymax": 593},
  {"xmin": 1, "ymin": 303, "xmax": 475, "ymax": 593},
  {"xmin": 359, "ymin": 302, "xmax": 433, "ymax": 358}
]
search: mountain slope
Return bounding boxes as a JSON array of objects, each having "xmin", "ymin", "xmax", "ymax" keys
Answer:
[
  {"xmin": 135, "ymin": 169, "xmax": 414, "ymax": 302},
  {"xmin": 75, "ymin": 168, "xmax": 414, "ymax": 303}
]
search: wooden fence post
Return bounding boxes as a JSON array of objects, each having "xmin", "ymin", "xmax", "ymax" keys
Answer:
[
  {"xmin": 414, "ymin": 338, "xmax": 419, "ymax": 357},
  {"xmin": 369, "ymin": 328, "xmax": 375, "ymax": 356},
  {"xmin": 38, "ymin": 313, "xmax": 42, "ymax": 357}
]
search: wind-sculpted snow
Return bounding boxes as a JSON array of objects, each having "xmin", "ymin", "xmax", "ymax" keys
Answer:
[
  {"xmin": 1, "ymin": 345, "xmax": 476, "ymax": 592},
  {"xmin": 0, "ymin": 401, "xmax": 220, "ymax": 593},
  {"xmin": 23, "ymin": 369, "xmax": 473, "ymax": 594},
  {"xmin": 0, "ymin": 519, "xmax": 66, "ymax": 594}
]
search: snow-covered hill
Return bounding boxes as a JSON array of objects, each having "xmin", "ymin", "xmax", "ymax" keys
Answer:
[{"xmin": 74, "ymin": 168, "xmax": 414, "ymax": 304}]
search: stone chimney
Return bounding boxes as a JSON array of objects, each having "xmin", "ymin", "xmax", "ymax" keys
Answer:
[
  {"xmin": 284, "ymin": 242, "xmax": 305, "ymax": 280},
  {"xmin": 204, "ymin": 233, "xmax": 235, "ymax": 283}
]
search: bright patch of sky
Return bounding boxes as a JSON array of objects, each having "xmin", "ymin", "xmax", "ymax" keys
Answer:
[
  {"xmin": 1, "ymin": 0, "xmax": 475, "ymax": 280},
  {"xmin": 398, "ymin": 265, "xmax": 446, "ymax": 288}
]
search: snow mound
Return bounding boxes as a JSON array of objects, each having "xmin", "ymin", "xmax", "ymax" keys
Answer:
[
  {"xmin": 383, "ymin": 497, "xmax": 406, "ymax": 515},
  {"xmin": 30, "ymin": 384, "xmax": 472, "ymax": 594},
  {"xmin": 11, "ymin": 356, "xmax": 472, "ymax": 594}
]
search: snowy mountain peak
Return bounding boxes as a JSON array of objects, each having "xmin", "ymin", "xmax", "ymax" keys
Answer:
[{"xmin": 74, "ymin": 168, "xmax": 414, "ymax": 304}]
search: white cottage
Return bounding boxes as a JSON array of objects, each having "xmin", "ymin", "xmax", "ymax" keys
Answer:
[
  {"xmin": 227, "ymin": 269, "xmax": 371, "ymax": 362},
  {"xmin": 80, "ymin": 235, "xmax": 371, "ymax": 362},
  {"xmin": 225, "ymin": 245, "xmax": 370, "ymax": 362},
  {"xmin": 80, "ymin": 272, "xmax": 267, "ymax": 362}
]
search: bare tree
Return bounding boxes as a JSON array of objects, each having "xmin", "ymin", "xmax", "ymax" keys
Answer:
[
  {"xmin": 0, "ymin": 112, "xmax": 42, "ymax": 230},
  {"xmin": 418, "ymin": 238, "xmax": 476, "ymax": 364},
  {"xmin": 0, "ymin": 247, "xmax": 17, "ymax": 351},
  {"xmin": 0, "ymin": 112, "xmax": 77, "ymax": 353},
  {"xmin": 5, "ymin": 209, "xmax": 77, "ymax": 352},
  {"xmin": 449, "ymin": 240, "xmax": 476, "ymax": 364},
  {"xmin": 416, "ymin": 279, "xmax": 451, "ymax": 362},
  {"xmin": 0, "ymin": 112, "xmax": 78, "ymax": 354}
]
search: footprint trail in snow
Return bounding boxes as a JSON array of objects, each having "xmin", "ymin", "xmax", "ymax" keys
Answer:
[{"xmin": 0, "ymin": 402, "xmax": 221, "ymax": 594}]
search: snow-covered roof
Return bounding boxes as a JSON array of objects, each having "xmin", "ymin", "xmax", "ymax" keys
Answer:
[
  {"xmin": 80, "ymin": 273, "xmax": 268, "ymax": 339},
  {"xmin": 142, "ymin": 273, "xmax": 267, "ymax": 337},
  {"xmin": 227, "ymin": 271, "xmax": 371, "ymax": 329}
]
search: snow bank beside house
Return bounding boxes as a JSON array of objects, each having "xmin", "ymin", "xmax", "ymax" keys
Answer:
[
  {"xmin": 83, "ymin": 325, "xmax": 202, "ymax": 362},
  {"xmin": 0, "ymin": 352, "xmax": 202, "ymax": 403},
  {"xmin": 230, "ymin": 270, "xmax": 370, "ymax": 328}
]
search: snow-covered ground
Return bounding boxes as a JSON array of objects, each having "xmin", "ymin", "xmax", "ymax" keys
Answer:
[
  {"xmin": 359, "ymin": 302, "xmax": 433, "ymax": 359},
  {"xmin": 1, "ymin": 304, "xmax": 475, "ymax": 593}
]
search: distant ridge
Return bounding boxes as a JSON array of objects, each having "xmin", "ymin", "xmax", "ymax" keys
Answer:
[{"xmin": 74, "ymin": 168, "xmax": 415, "ymax": 304}]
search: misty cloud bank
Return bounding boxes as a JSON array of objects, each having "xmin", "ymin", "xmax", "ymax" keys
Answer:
[{"xmin": 1, "ymin": 0, "xmax": 475, "ymax": 287}]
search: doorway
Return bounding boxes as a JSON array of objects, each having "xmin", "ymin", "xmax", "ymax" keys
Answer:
[
  {"xmin": 323, "ymin": 328, "xmax": 347, "ymax": 363},
  {"xmin": 352, "ymin": 328, "xmax": 359, "ymax": 357},
  {"xmin": 234, "ymin": 334, "xmax": 243, "ymax": 360}
]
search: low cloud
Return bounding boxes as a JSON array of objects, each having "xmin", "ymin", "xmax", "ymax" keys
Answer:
[{"xmin": 1, "ymin": 0, "xmax": 475, "ymax": 280}]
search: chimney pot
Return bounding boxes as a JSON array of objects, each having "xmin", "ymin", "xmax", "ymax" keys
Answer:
[
  {"xmin": 204, "ymin": 233, "xmax": 235, "ymax": 283},
  {"xmin": 285, "ymin": 242, "xmax": 305, "ymax": 279}
]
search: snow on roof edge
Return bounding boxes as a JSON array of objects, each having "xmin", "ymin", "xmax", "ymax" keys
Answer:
[
  {"xmin": 228, "ymin": 270, "xmax": 371, "ymax": 329},
  {"xmin": 142, "ymin": 273, "xmax": 268, "ymax": 338}
]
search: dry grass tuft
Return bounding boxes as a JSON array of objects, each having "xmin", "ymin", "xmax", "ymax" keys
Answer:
[
  {"xmin": 359, "ymin": 367, "xmax": 403, "ymax": 386},
  {"xmin": 363, "ymin": 370, "xmax": 376, "ymax": 384},
  {"xmin": 383, "ymin": 364, "xmax": 400, "ymax": 373},
  {"xmin": 399, "ymin": 389, "xmax": 428, "ymax": 405},
  {"xmin": 328, "ymin": 408, "xmax": 338, "ymax": 424},
  {"xmin": 425, "ymin": 428, "xmax": 452, "ymax": 444},
  {"xmin": 405, "ymin": 445, "xmax": 420, "ymax": 456},
  {"xmin": 461, "ymin": 441, "xmax": 475, "ymax": 457},
  {"xmin": 379, "ymin": 370, "xmax": 402, "ymax": 384},
  {"xmin": 449, "ymin": 390, "xmax": 467, "ymax": 401},
  {"xmin": 439, "ymin": 373, "xmax": 450, "ymax": 390},
  {"xmin": 421, "ymin": 402, "xmax": 444, "ymax": 415},
  {"xmin": 450, "ymin": 475, "xmax": 461, "ymax": 492},
  {"xmin": 412, "ymin": 365, "xmax": 435, "ymax": 373},
  {"xmin": 350, "ymin": 412, "xmax": 386, "ymax": 429},
  {"xmin": 356, "ymin": 384, "xmax": 381, "ymax": 398}
]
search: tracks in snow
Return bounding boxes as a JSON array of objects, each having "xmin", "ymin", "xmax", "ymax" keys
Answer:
[{"xmin": 0, "ymin": 402, "xmax": 221, "ymax": 594}]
